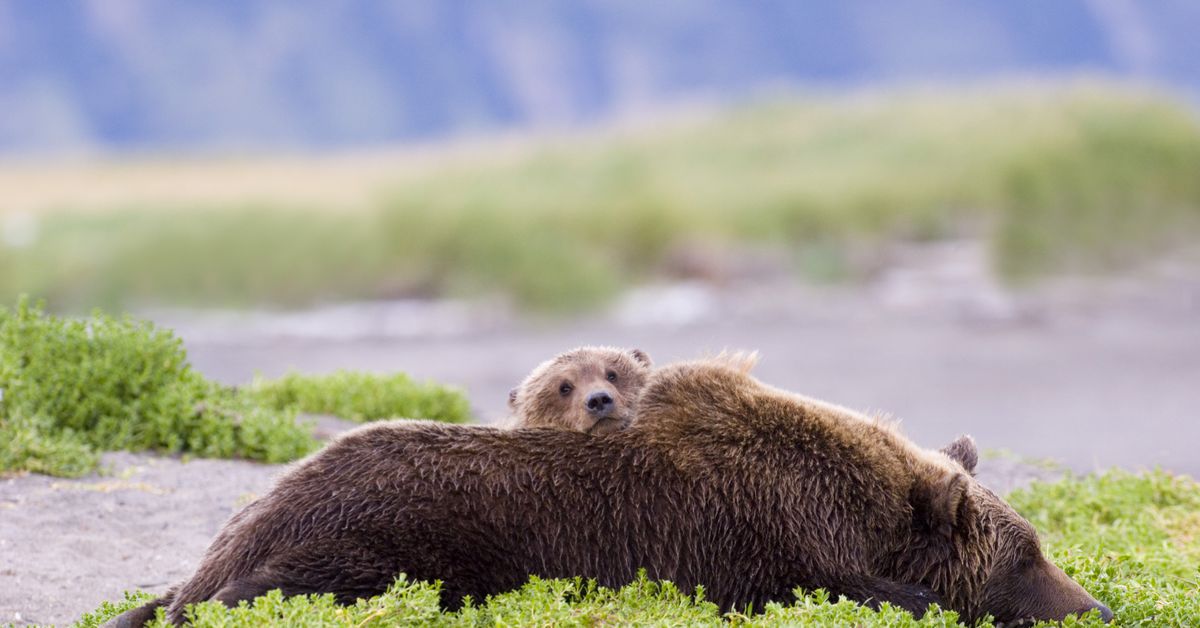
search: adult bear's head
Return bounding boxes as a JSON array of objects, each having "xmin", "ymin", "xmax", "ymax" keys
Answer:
[
  {"xmin": 903, "ymin": 436, "xmax": 1112, "ymax": 624},
  {"xmin": 635, "ymin": 358, "xmax": 1111, "ymax": 624}
]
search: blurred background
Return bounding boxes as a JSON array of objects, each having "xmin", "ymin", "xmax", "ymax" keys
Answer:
[{"xmin": 2, "ymin": 1, "xmax": 1199, "ymax": 473}]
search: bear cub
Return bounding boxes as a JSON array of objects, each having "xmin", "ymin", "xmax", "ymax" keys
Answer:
[{"xmin": 507, "ymin": 346, "xmax": 652, "ymax": 434}]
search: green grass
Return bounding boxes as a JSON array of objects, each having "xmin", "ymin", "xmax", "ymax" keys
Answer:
[
  {"xmin": 245, "ymin": 370, "xmax": 472, "ymax": 424},
  {"xmin": 77, "ymin": 471, "xmax": 1199, "ymax": 627},
  {"xmin": 1008, "ymin": 471, "xmax": 1200, "ymax": 626},
  {"xmin": 0, "ymin": 297, "xmax": 473, "ymax": 477},
  {"xmin": 4, "ymin": 82, "xmax": 1199, "ymax": 312}
]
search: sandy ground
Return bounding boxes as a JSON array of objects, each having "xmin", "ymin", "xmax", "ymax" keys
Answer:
[
  {"xmin": 2, "ymin": 249, "xmax": 1198, "ymax": 626},
  {"xmin": 1, "ymin": 453, "xmax": 278, "ymax": 626}
]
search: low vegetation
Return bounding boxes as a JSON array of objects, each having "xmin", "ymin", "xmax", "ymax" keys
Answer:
[
  {"xmin": 246, "ymin": 370, "xmax": 472, "ymax": 424},
  {"xmin": 77, "ymin": 471, "xmax": 1199, "ymax": 627},
  {"xmin": 0, "ymin": 298, "xmax": 472, "ymax": 477},
  {"xmin": 4, "ymin": 82, "xmax": 1199, "ymax": 311}
]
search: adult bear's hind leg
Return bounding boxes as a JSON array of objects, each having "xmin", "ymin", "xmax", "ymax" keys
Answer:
[
  {"xmin": 164, "ymin": 576, "xmax": 278, "ymax": 623},
  {"xmin": 211, "ymin": 576, "xmax": 278, "ymax": 608},
  {"xmin": 100, "ymin": 595, "xmax": 170, "ymax": 628}
]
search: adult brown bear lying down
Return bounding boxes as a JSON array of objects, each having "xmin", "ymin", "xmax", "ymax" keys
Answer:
[{"xmin": 107, "ymin": 357, "xmax": 1111, "ymax": 626}]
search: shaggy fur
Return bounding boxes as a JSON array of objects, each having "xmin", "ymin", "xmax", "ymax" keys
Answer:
[
  {"xmin": 106, "ymin": 358, "xmax": 1109, "ymax": 627},
  {"xmin": 506, "ymin": 346, "xmax": 652, "ymax": 434}
]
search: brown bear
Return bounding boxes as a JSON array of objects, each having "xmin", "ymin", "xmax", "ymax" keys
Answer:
[
  {"xmin": 104, "ymin": 357, "xmax": 1111, "ymax": 627},
  {"xmin": 505, "ymin": 345, "xmax": 652, "ymax": 434}
]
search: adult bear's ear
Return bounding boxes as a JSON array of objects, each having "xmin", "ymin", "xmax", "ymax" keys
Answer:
[
  {"xmin": 940, "ymin": 434, "xmax": 978, "ymax": 476},
  {"xmin": 630, "ymin": 348, "xmax": 652, "ymax": 368},
  {"xmin": 911, "ymin": 471, "xmax": 970, "ymax": 538},
  {"xmin": 508, "ymin": 388, "xmax": 519, "ymax": 409}
]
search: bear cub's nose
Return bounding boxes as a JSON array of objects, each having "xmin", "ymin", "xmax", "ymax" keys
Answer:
[{"xmin": 585, "ymin": 391, "xmax": 614, "ymax": 418}]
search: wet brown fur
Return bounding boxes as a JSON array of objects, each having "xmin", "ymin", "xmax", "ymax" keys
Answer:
[
  {"xmin": 108, "ymin": 358, "xmax": 1108, "ymax": 626},
  {"xmin": 507, "ymin": 346, "xmax": 652, "ymax": 434}
]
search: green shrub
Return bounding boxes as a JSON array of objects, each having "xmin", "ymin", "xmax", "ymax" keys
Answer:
[
  {"xmin": 0, "ymin": 410, "xmax": 99, "ymax": 477},
  {"xmin": 79, "ymin": 471, "xmax": 1199, "ymax": 626},
  {"xmin": 246, "ymin": 370, "xmax": 472, "ymax": 424},
  {"xmin": 0, "ymin": 296, "xmax": 317, "ymax": 476},
  {"xmin": 0, "ymin": 298, "xmax": 472, "ymax": 477}
]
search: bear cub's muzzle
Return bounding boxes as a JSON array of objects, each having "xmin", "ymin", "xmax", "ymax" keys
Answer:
[{"xmin": 585, "ymin": 390, "xmax": 615, "ymax": 419}]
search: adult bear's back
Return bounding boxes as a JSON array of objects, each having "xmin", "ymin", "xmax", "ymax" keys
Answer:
[{"xmin": 166, "ymin": 421, "xmax": 709, "ymax": 619}]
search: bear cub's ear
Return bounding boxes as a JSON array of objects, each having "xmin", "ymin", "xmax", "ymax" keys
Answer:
[
  {"xmin": 911, "ymin": 471, "xmax": 970, "ymax": 539},
  {"xmin": 939, "ymin": 435, "xmax": 978, "ymax": 476},
  {"xmin": 508, "ymin": 388, "xmax": 519, "ymax": 409},
  {"xmin": 630, "ymin": 348, "xmax": 652, "ymax": 368}
]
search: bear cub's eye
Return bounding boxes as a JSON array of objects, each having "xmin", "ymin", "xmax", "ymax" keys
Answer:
[
  {"xmin": 559, "ymin": 382, "xmax": 573, "ymax": 396},
  {"xmin": 606, "ymin": 370, "xmax": 618, "ymax": 382}
]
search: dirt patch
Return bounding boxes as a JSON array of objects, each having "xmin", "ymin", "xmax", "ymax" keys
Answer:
[{"xmin": 0, "ymin": 452, "xmax": 279, "ymax": 626}]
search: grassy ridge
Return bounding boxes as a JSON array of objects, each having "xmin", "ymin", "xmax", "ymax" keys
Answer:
[
  {"xmin": 0, "ymin": 298, "xmax": 472, "ymax": 477},
  {"xmin": 78, "ymin": 471, "xmax": 1200, "ymax": 627},
  {"xmin": 4, "ymin": 83, "xmax": 1199, "ymax": 311}
]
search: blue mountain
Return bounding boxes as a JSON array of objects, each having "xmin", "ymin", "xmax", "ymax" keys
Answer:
[{"xmin": 1, "ymin": 0, "xmax": 1196, "ymax": 154}]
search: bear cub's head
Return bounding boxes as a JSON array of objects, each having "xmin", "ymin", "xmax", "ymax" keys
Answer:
[{"xmin": 508, "ymin": 346, "xmax": 652, "ymax": 434}]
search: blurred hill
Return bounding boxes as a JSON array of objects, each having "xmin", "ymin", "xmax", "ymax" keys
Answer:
[{"xmin": 2, "ymin": 0, "xmax": 1199, "ymax": 154}]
